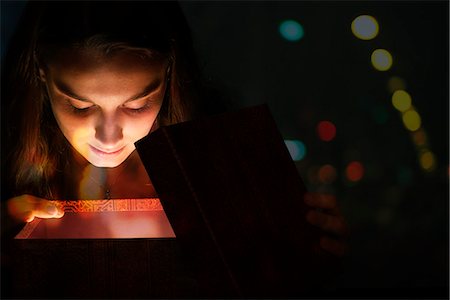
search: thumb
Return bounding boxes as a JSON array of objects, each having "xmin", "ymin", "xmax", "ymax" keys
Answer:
[{"xmin": 31, "ymin": 200, "xmax": 65, "ymax": 221}]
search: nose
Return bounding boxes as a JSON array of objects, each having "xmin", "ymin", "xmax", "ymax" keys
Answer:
[{"xmin": 95, "ymin": 112, "xmax": 123, "ymax": 147}]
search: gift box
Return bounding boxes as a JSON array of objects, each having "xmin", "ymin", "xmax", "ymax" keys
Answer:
[
  {"xmin": 15, "ymin": 198, "xmax": 175, "ymax": 239},
  {"xmin": 8, "ymin": 104, "xmax": 336, "ymax": 298}
]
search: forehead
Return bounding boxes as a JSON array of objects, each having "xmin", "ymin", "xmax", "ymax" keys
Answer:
[
  {"xmin": 48, "ymin": 49, "xmax": 165, "ymax": 75},
  {"xmin": 46, "ymin": 48, "xmax": 166, "ymax": 96}
]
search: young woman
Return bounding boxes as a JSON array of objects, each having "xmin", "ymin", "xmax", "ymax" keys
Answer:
[{"xmin": 2, "ymin": 1, "xmax": 347, "ymax": 257}]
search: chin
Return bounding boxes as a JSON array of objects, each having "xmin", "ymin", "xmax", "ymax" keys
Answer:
[
  {"xmin": 86, "ymin": 153, "xmax": 130, "ymax": 168},
  {"xmin": 89, "ymin": 160, "xmax": 123, "ymax": 168}
]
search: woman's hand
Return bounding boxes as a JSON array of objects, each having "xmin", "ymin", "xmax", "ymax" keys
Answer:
[
  {"xmin": 304, "ymin": 192, "xmax": 349, "ymax": 257},
  {"xmin": 7, "ymin": 194, "xmax": 64, "ymax": 223}
]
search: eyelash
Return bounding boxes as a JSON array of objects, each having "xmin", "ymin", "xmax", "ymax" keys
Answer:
[
  {"xmin": 124, "ymin": 102, "xmax": 152, "ymax": 114},
  {"xmin": 65, "ymin": 99, "xmax": 153, "ymax": 115}
]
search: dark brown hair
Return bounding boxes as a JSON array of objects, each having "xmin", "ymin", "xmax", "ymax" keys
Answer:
[{"xmin": 2, "ymin": 1, "xmax": 203, "ymax": 199}]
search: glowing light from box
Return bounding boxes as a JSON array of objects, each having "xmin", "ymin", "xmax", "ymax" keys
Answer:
[
  {"xmin": 371, "ymin": 49, "xmax": 393, "ymax": 71},
  {"xmin": 388, "ymin": 76, "xmax": 407, "ymax": 93},
  {"xmin": 402, "ymin": 109, "xmax": 421, "ymax": 131},
  {"xmin": 346, "ymin": 161, "xmax": 364, "ymax": 182},
  {"xmin": 79, "ymin": 164, "xmax": 105, "ymax": 199},
  {"xmin": 392, "ymin": 90, "xmax": 412, "ymax": 112},
  {"xmin": 317, "ymin": 121, "xmax": 336, "ymax": 141},
  {"xmin": 318, "ymin": 164, "xmax": 337, "ymax": 184},
  {"xmin": 351, "ymin": 15, "xmax": 379, "ymax": 40},
  {"xmin": 419, "ymin": 150, "xmax": 436, "ymax": 171},
  {"xmin": 284, "ymin": 139, "xmax": 306, "ymax": 161},
  {"xmin": 279, "ymin": 20, "xmax": 304, "ymax": 41}
]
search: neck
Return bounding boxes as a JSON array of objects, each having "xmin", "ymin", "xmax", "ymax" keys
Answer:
[{"xmin": 65, "ymin": 148, "xmax": 154, "ymax": 199}]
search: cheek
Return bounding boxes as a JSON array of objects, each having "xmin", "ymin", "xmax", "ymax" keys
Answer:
[
  {"xmin": 123, "ymin": 114, "xmax": 157, "ymax": 140},
  {"xmin": 52, "ymin": 109, "xmax": 94, "ymax": 143}
]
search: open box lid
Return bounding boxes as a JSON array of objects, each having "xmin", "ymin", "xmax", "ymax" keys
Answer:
[{"xmin": 135, "ymin": 104, "xmax": 337, "ymax": 297}]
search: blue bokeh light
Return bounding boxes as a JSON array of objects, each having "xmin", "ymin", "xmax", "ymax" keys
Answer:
[
  {"xmin": 279, "ymin": 20, "xmax": 304, "ymax": 41},
  {"xmin": 284, "ymin": 140, "xmax": 307, "ymax": 161}
]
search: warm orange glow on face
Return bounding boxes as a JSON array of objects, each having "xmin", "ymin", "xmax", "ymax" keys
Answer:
[{"xmin": 44, "ymin": 49, "xmax": 167, "ymax": 168}]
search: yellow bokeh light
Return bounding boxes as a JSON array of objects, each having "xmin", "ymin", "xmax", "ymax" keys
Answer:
[
  {"xmin": 392, "ymin": 90, "xmax": 412, "ymax": 112},
  {"xmin": 371, "ymin": 49, "xmax": 393, "ymax": 71},
  {"xmin": 351, "ymin": 15, "xmax": 379, "ymax": 40},
  {"xmin": 420, "ymin": 150, "xmax": 436, "ymax": 171},
  {"xmin": 402, "ymin": 109, "xmax": 421, "ymax": 131}
]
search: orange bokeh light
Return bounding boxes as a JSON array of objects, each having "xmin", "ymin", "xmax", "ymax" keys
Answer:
[
  {"xmin": 318, "ymin": 164, "xmax": 337, "ymax": 184},
  {"xmin": 346, "ymin": 161, "xmax": 364, "ymax": 182}
]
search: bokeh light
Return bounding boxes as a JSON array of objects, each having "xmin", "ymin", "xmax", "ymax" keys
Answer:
[
  {"xmin": 388, "ymin": 76, "xmax": 407, "ymax": 93},
  {"xmin": 279, "ymin": 20, "xmax": 304, "ymax": 41},
  {"xmin": 351, "ymin": 15, "xmax": 379, "ymax": 40},
  {"xmin": 419, "ymin": 150, "xmax": 436, "ymax": 171},
  {"xmin": 346, "ymin": 161, "xmax": 365, "ymax": 182},
  {"xmin": 317, "ymin": 121, "xmax": 336, "ymax": 141},
  {"xmin": 284, "ymin": 139, "xmax": 306, "ymax": 161},
  {"xmin": 411, "ymin": 128, "xmax": 427, "ymax": 146},
  {"xmin": 371, "ymin": 49, "xmax": 393, "ymax": 71},
  {"xmin": 402, "ymin": 109, "xmax": 421, "ymax": 131},
  {"xmin": 307, "ymin": 165, "xmax": 320, "ymax": 184},
  {"xmin": 318, "ymin": 164, "xmax": 337, "ymax": 184},
  {"xmin": 392, "ymin": 90, "xmax": 412, "ymax": 112}
]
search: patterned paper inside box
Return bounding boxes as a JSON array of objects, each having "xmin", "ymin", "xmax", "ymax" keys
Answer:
[{"xmin": 15, "ymin": 198, "xmax": 176, "ymax": 239}]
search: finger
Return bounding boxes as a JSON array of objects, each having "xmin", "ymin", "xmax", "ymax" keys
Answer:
[
  {"xmin": 320, "ymin": 236, "xmax": 348, "ymax": 257},
  {"xmin": 32, "ymin": 200, "xmax": 65, "ymax": 220},
  {"xmin": 304, "ymin": 193, "xmax": 339, "ymax": 214},
  {"xmin": 7, "ymin": 195, "xmax": 35, "ymax": 222},
  {"xmin": 25, "ymin": 214, "xmax": 35, "ymax": 223},
  {"xmin": 306, "ymin": 210, "xmax": 348, "ymax": 236}
]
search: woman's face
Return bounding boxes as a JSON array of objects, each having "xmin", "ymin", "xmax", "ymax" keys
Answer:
[{"xmin": 42, "ymin": 49, "xmax": 168, "ymax": 168}]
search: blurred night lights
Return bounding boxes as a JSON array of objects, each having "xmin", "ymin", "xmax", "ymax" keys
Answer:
[
  {"xmin": 346, "ymin": 161, "xmax": 365, "ymax": 182},
  {"xmin": 412, "ymin": 129, "xmax": 427, "ymax": 146},
  {"xmin": 317, "ymin": 121, "xmax": 336, "ymax": 141},
  {"xmin": 318, "ymin": 164, "xmax": 337, "ymax": 184},
  {"xmin": 392, "ymin": 90, "xmax": 412, "ymax": 112},
  {"xmin": 351, "ymin": 15, "xmax": 379, "ymax": 40},
  {"xmin": 419, "ymin": 150, "xmax": 436, "ymax": 171},
  {"xmin": 402, "ymin": 109, "xmax": 421, "ymax": 131},
  {"xmin": 284, "ymin": 139, "xmax": 307, "ymax": 161},
  {"xmin": 307, "ymin": 166, "xmax": 320, "ymax": 184},
  {"xmin": 388, "ymin": 76, "xmax": 407, "ymax": 93},
  {"xmin": 279, "ymin": 20, "xmax": 304, "ymax": 41},
  {"xmin": 371, "ymin": 49, "xmax": 393, "ymax": 71}
]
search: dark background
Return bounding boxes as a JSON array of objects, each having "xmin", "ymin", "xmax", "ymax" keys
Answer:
[{"xmin": 2, "ymin": 0, "xmax": 449, "ymax": 297}]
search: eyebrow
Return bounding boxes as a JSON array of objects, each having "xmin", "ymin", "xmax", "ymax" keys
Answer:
[{"xmin": 54, "ymin": 79, "xmax": 162, "ymax": 103}]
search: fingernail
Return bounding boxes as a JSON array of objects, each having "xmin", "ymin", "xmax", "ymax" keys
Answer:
[{"xmin": 46, "ymin": 205, "xmax": 57, "ymax": 215}]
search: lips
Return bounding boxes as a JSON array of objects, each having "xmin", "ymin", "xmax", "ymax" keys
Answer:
[{"xmin": 89, "ymin": 145, "xmax": 125, "ymax": 156}]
